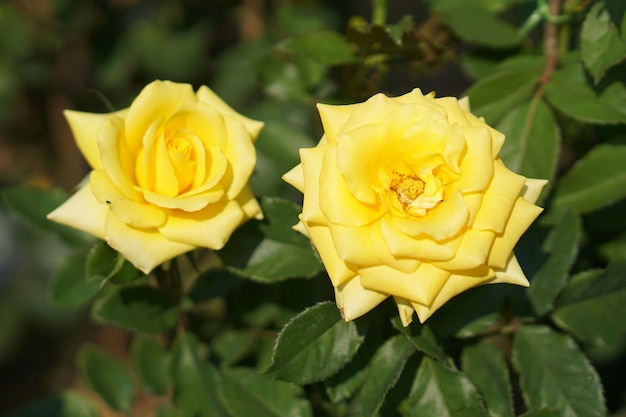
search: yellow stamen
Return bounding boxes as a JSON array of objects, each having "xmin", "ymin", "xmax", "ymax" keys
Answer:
[{"xmin": 390, "ymin": 170, "xmax": 425, "ymax": 210}]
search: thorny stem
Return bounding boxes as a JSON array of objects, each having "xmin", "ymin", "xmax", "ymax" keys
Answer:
[{"xmin": 537, "ymin": 0, "xmax": 562, "ymax": 94}]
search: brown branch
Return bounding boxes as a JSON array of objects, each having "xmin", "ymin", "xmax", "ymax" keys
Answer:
[{"xmin": 539, "ymin": 0, "xmax": 562, "ymax": 88}]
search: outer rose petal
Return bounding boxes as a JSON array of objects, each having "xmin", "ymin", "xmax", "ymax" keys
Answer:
[
  {"xmin": 359, "ymin": 262, "xmax": 450, "ymax": 307},
  {"xmin": 317, "ymin": 102, "xmax": 362, "ymax": 144},
  {"xmin": 196, "ymin": 85, "xmax": 264, "ymax": 138},
  {"xmin": 64, "ymin": 109, "xmax": 128, "ymax": 170},
  {"xmin": 305, "ymin": 223, "xmax": 356, "ymax": 287},
  {"xmin": 412, "ymin": 267, "xmax": 496, "ymax": 323},
  {"xmin": 335, "ymin": 277, "xmax": 388, "ymax": 322},
  {"xmin": 124, "ymin": 81, "xmax": 196, "ymax": 151},
  {"xmin": 522, "ymin": 178, "xmax": 548, "ymax": 204},
  {"xmin": 282, "ymin": 163, "xmax": 305, "ymax": 193},
  {"xmin": 104, "ymin": 211, "xmax": 194, "ymax": 274},
  {"xmin": 47, "ymin": 181, "xmax": 107, "ymax": 239},
  {"xmin": 158, "ymin": 200, "xmax": 245, "ymax": 249}
]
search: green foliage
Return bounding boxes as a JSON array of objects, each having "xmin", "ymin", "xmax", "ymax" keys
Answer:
[
  {"xmin": 3, "ymin": 0, "xmax": 626, "ymax": 416},
  {"xmin": 462, "ymin": 342, "xmax": 514, "ymax": 417},
  {"xmin": 5, "ymin": 390, "xmax": 98, "ymax": 417},
  {"xmin": 92, "ymin": 284, "xmax": 178, "ymax": 334},
  {"xmin": 264, "ymin": 302, "xmax": 365, "ymax": 384},
  {"xmin": 219, "ymin": 197, "xmax": 324, "ymax": 282},
  {"xmin": 78, "ymin": 345, "xmax": 135, "ymax": 412},
  {"xmin": 513, "ymin": 325, "xmax": 607, "ymax": 417}
]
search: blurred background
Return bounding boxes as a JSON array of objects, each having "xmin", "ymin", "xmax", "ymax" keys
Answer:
[{"xmin": 0, "ymin": 0, "xmax": 471, "ymax": 414}]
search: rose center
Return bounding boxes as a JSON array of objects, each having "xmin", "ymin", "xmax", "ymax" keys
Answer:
[
  {"xmin": 167, "ymin": 136, "xmax": 192, "ymax": 156},
  {"xmin": 390, "ymin": 171, "xmax": 425, "ymax": 210}
]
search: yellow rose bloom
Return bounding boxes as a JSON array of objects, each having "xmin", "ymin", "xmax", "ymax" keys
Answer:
[
  {"xmin": 49, "ymin": 80, "xmax": 263, "ymax": 274},
  {"xmin": 283, "ymin": 89, "xmax": 546, "ymax": 325}
]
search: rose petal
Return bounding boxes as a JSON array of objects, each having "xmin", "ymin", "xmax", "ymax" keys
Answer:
[
  {"xmin": 158, "ymin": 200, "xmax": 244, "ymax": 249},
  {"xmin": 433, "ymin": 96, "xmax": 471, "ymax": 126},
  {"xmin": 90, "ymin": 170, "xmax": 167, "ymax": 229},
  {"xmin": 430, "ymin": 229, "xmax": 495, "ymax": 270},
  {"xmin": 328, "ymin": 223, "xmax": 380, "ymax": 267},
  {"xmin": 360, "ymin": 262, "xmax": 450, "ymax": 307},
  {"xmin": 336, "ymin": 124, "xmax": 381, "ymax": 204},
  {"xmin": 317, "ymin": 102, "xmax": 360, "ymax": 143},
  {"xmin": 234, "ymin": 185, "xmax": 263, "ymax": 221},
  {"xmin": 299, "ymin": 146, "xmax": 328, "ymax": 224},
  {"xmin": 521, "ymin": 178, "xmax": 548, "ymax": 204},
  {"xmin": 488, "ymin": 197, "xmax": 544, "ymax": 268},
  {"xmin": 341, "ymin": 94, "xmax": 400, "ymax": 132},
  {"xmin": 394, "ymin": 297, "xmax": 416, "ymax": 326},
  {"xmin": 63, "ymin": 109, "xmax": 130, "ymax": 170},
  {"xmin": 491, "ymin": 254, "xmax": 530, "ymax": 286},
  {"xmin": 305, "ymin": 223, "xmax": 356, "ymax": 287},
  {"xmin": 453, "ymin": 126, "xmax": 494, "ymax": 193},
  {"xmin": 104, "ymin": 211, "xmax": 194, "ymax": 274},
  {"xmin": 380, "ymin": 218, "xmax": 461, "ymax": 261},
  {"xmin": 47, "ymin": 181, "xmax": 107, "ymax": 239},
  {"xmin": 196, "ymin": 85, "xmax": 264, "ymax": 138},
  {"xmin": 334, "ymin": 276, "xmax": 388, "ymax": 322},
  {"xmin": 391, "ymin": 190, "xmax": 469, "ymax": 240},
  {"xmin": 282, "ymin": 163, "xmax": 305, "ymax": 193},
  {"xmin": 319, "ymin": 146, "xmax": 383, "ymax": 227},
  {"xmin": 143, "ymin": 189, "xmax": 224, "ymax": 212},
  {"xmin": 125, "ymin": 81, "xmax": 196, "ymax": 151},
  {"xmin": 472, "ymin": 160, "xmax": 526, "ymax": 233},
  {"xmin": 370, "ymin": 222, "xmax": 421, "ymax": 272},
  {"xmin": 223, "ymin": 117, "xmax": 256, "ymax": 198},
  {"xmin": 98, "ymin": 116, "xmax": 141, "ymax": 200},
  {"xmin": 412, "ymin": 267, "xmax": 495, "ymax": 322}
]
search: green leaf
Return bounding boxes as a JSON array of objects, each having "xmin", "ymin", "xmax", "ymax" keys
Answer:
[
  {"xmin": 513, "ymin": 325, "xmax": 606, "ymax": 417},
  {"xmin": 221, "ymin": 367, "xmax": 312, "ymax": 417},
  {"xmin": 220, "ymin": 197, "xmax": 323, "ymax": 282},
  {"xmin": 527, "ymin": 209, "xmax": 582, "ymax": 316},
  {"xmin": 581, "ymin": 3, "xmax": 626, "ymax": 83},
  {"xmin": 5, "ymin": 390, "xmax": 99, "ymax": 417},
  {"xmin": 78, "ymin": 344, "xmax": 135, "ymax": 412},
  {"xmin": 132, "ymin": 336, "xmax": 169, "ymax": 395},
  {"xmin": 352, "ymin": 335, "xmax": 415, "ymax": 417},
  {"xmin": 278, "ymin": 30, "xmax": 355, "ymax": 65},
  {"xmin": 439, "ymin": 4, "xmax": 521, "ymax": 48},
  {"xmin": 49, "ymin": 250, "xmax": 101, "ymax": 307},
  {"xmin": 212, "ymin": 329, "xmax": 257, "ymax": 367},
  {"xmin": 519, "ymin": 409, "xmax": 561, "ymax": 417},
  {"xmin": 325, "ymin": 336, "xmax": 378, "ymax": 403},
  {"xmin": 551, "ymin": 263, "xmax": 626, "ymax": 347},
  {"xmin": 545, "ymin": 62, "xmax": 626, "ymax": 124},
  {"xmin": 402, "ymin": 356, "xmax": 488, "ymax": 417},
  {"xmin": 1, "ymin": 186, "xmax": 94, "ymax": 246},
  {"xmin": 386, "ymin": 15, "xmax": 414, "ymax": 45},
  {"xmin": 264, "ymin": 301, "xmax": 365, "ymax": 384},
  {"xmin": 391, "ymin": 318, "xmax": 449, "ymax": 363},
  {"xmin": 550, "ymin": 144, "xmax": 626, "ymax": 216},
  {"xmin": 555, "ymin": 263, "xmax": 626, "ymax": 306},
  {"xmin": 496, "ymin": 99, "xmax": 560, "ymax": 187},
  {"xmin": 170, "ymin": 333, "xmax": 229, "ymax": 417},
  {"xmin": 85, "ymin": 241, "xmax": 142, "ymax": 284},
  {"xmin": 92, "ymin": 284, "xmax": 178, "ymax": 334},
  {"xmin": 466, "ymin": 61, "xmax": 542, "ymax": 124},
  {"xmin": 461, "ymin": 342, "xmax": 514, "ymax": 417}
]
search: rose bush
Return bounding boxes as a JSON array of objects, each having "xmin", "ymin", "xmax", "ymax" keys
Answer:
[
  {"xmin": 284, "ymin": 89, "xmax": 546, "ymax": 325},
  {"xmin": 48, "ymin": 80, "xmax": 263, "ymax": 274}
]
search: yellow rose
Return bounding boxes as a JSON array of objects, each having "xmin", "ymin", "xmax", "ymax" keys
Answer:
[
  {"xmin": 48, "ymin": 80, "xmax": 263, "ymax": 274},
  {"xmin": 283, "ymin": 89, "xmax": 546, "ymax": 325}
]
